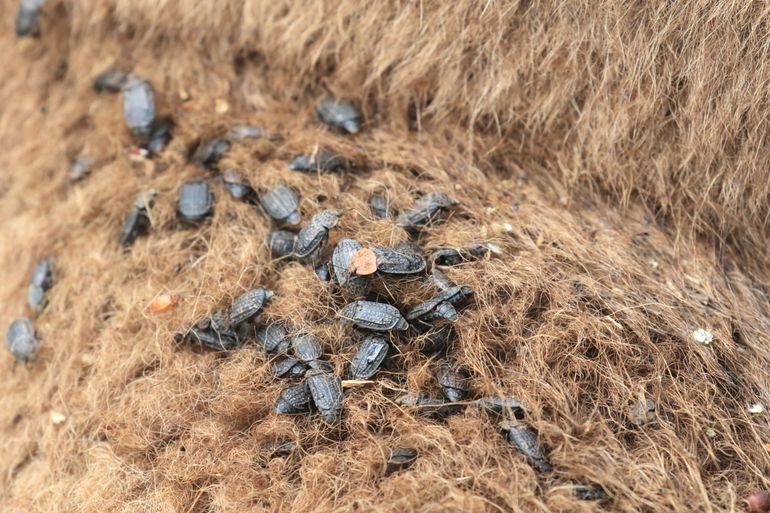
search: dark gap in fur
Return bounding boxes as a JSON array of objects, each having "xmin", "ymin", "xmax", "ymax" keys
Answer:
[
  {"xmin": 177, "ymin": 232, "xmax": 214, "ymax": 261},
  {"xmin": 406, "ymin": 99, "xmax": 421, "ymax": 133},
  {"xmin": 664, "ymin": 75, "xmax": 687, "ymax": 120},
  {"xmin": 581, "ymin": 339, "xmax": 599, "ymax": 360},
  {"xmin": 713, "ymin": 354, "xmax": 745, "ymax": 402},
  {"xmin": 122, "ymin": 358, "xmax": 161, "ymax": 388},
  {"xmin": 147, "ymin": 432, "xmax": 184, "ymax": 463},
  {"xmin": 631, "ymin": 231, "xmax": 651, "ymax": 246},
  {"xmin": 228, "ymin": 405, "xmax": 275, "ymax": 433},
  {"xmin": 407, "ymin": 167, "xmax": 424, "ymax": 179},
  {"xmin": 521, "ymin": 289, "xmax": 550, "ymax": 337},
  {"xmin": 491, "ymin": 346, "xmax": 515, "ymax": 368},
  {"xmin": 98, "ymin": 295, "xmax": 117, "ymax": 323},
  {"xmin": 730, "ymin": 321, "xmax": 744, "ymax": 346},
  {"xmin": 651, "ymin": 202, "xmax": 667, "ymax": 223},
  {"xmin": 233, "ymin": 50, "xmax": 262, "ymax": 76},
  {"xmin": 54, "ymin": 59, "xmax": 68, "ymax": 81},
  {"xmin": 365, "ymin": 416, "xmax": 394, "ymax": 437},
  {"xmin": 188, "ymin": 481, "xmax": 214, "ymax": 513},
  {"xmin": 702, "ymin": 444, "xmax": 743, "ymax": 475},
  {"xmin": 10, "ymin": 447, "xmax": 37, "ymax": 480}
]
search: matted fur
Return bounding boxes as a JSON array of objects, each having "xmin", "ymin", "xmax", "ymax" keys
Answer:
[
  {"xmin": 1, "ymin": 1, "xmax": 770, "ymax": 512},
  {"xmin": 78, "ymin": 0, "xmax": 770, "ymax": 260}
]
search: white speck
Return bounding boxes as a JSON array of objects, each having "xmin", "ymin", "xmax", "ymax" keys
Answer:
[
  {"xmin": 486, "ymin": 243, "xmax": 503, "ymax": 255},
  {"xmin": 749, "ymin": 403, "xmax": 765, "ymax": 414},
  {"xmin": 491, "ymin": 223, "xmax": 514, "ymax": 234},
  {"xmin": 50, "ymin": 411, "xmax": 66, "ymax": 425},
  {"xmin": 649, "ymin": 259, "xmax": 659, "ymax": 270},
  {"xmin": 705, "ymin": 427, "xmax": 717, "ymax": 438},
  {"xmin": 692, "ymin": 328, "xmax": 713, "ymax": 345},
  {"xmin": 214, "ymin": 98, "xmax": 229, "ymax": 114}
]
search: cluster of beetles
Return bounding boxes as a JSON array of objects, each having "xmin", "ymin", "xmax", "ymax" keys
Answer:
[{"xmin": 3, "ymin": 29, "xmax": 610, "ymax": 496}]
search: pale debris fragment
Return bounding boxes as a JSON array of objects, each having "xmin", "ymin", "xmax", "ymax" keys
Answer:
[
  {"xmin": 128, "ymin": 147, "xmax": 149, "ymax": 163},
  {"xmin": 348, "ymin": 248, "xmax": 377, "ymax": 276},
  {"xmin": 341, "ymin": 379, "xmax": 375, "ymax": 388},
  {"xmin": 80, "ymin": 353, "xmax": 96, "ymax": 366},
  {"xmin": 492, "ymin": 222, "xmax": 513, "ymax": 234},
  {"xmin": 692, "ymin": 328, "xmax": 714, "ymax": 345},
  {"xmin": 215, "ymin": 98, "xmax": 230, "ymax": 114},
  {"xmin": 50, "ymin": 411, "xmax": 66, "ymax": 425},
  {"xmin": 749, "ymin": 403, "xmax": 765, "ymax": 414},
  {"xmin": 629, "ymin": 397, "xmax": 655, "ymax": 426},
  {"xmin": 147, "ymin": 292, "xmax": 179, "ymax": 314}
]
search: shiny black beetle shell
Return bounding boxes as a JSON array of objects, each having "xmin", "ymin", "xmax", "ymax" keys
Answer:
[
  {"xmin": 500, "ymin": 420, "xmax": 552, "ymax": 473},
  {"xmin": 274, "ymin": 357, "xmax": 307, "ymax": 379},
  {"xmin": 292, "ymin": 333, "xmax": 323, "ymax": 363},
  {"xmin": 144, "ymin": 118, "xmax": 174, "ymax": 155},
  {"xmin": 119, "ymin": 205, "xmax": 151, "ymax": 247},
  {"xmin": 15, "ymin": 6, "xmax": 40, "ymax": 37},
  {"xmin": 186, "ymin": 311, "xmax": 241, "ymax": 351},
  {"xmin": 332, "ymin": 239, "xmax": 369, "ymax": 297},
  {"xmin": 259, "ymin": 184, "xmax": 301, "ymax": 225},
  {"xmin": 372, "ymin": 246, "xmax": 426, "ymax": 275},
  {"xmin": 436, "ymin": 364, "xmax": 470, "ymax": 402},
  {"xmin": 30, "ymin": 258, "xmax": 53, "ymax": 291},
  {"xmin": 229, "ymin": 288, "xmax": 273, "ymax": 326},
  {"xmin": 316, "ymin": 98, "xmax": 361, "ymax": 134},
  {"xmin": 305, "ymin": 369, "xmax": 343, "ymax": 425},
  {"xmin": 178, "ymin": 181, "xmax": 214, "ymax": 222},
  {"xmin": 268, "ymin": 230, "xmax": 298, "ymax": 258},
  {"xmin": 27, "ymin": 258, "xmax": 53, "ymax": 312},
  {"xmin": 369, "ymin": 194, "xmax": 394, "ymax": 219},
  {"xmin": 5, "ymin": 318, "xmax": 38, "ymax": 362},
  {"xmin": 349, "ymin": 335, "xmax": 389, "ymax": 379},
  {"xmin": 385, "ymin": 448, "xmax": 418, "ymax": 475},
  {"xmin": 122, "ymin": 77, "xmax": 156, "ymax": 137},
  {"xmin": 406, "ymin": 286, "xmax": 474, "ymax": 322},
  {"xmin": 192, "ymin": 137, "xmax": 230, "ymax": 169},
  {"xmin": 221, "ymin": 169, "xmax": 255, "ymax": 201},
  {"xmin": 293, "ymin": 210, "xmax": 340, "ymax": 258},
  {"xmin": 275, "ymin": 384, "xmax": 312, "ymax": 414},
  {"xmin": 339, "ymin": 301, "xmax": 408, "ymax": 331},
  {"xmin": 396, "ymin": 192, "xmax": 455, "ymax": 230},
  {"xmin": 256, "ymin": 323, "xmax": 291, "ymax": 353},
  {"xmin": 288, "ymin": 151, "xmax": 347, "ymax": 172}
]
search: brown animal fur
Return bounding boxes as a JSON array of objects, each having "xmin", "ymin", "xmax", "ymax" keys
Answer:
[
  {"xmin": 1, "ymin": 1, "xmax": 770, "ymax": 512},
  {"xmin": 96, "ymin": 0, "xmax": 770, "ymax": 259}
]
